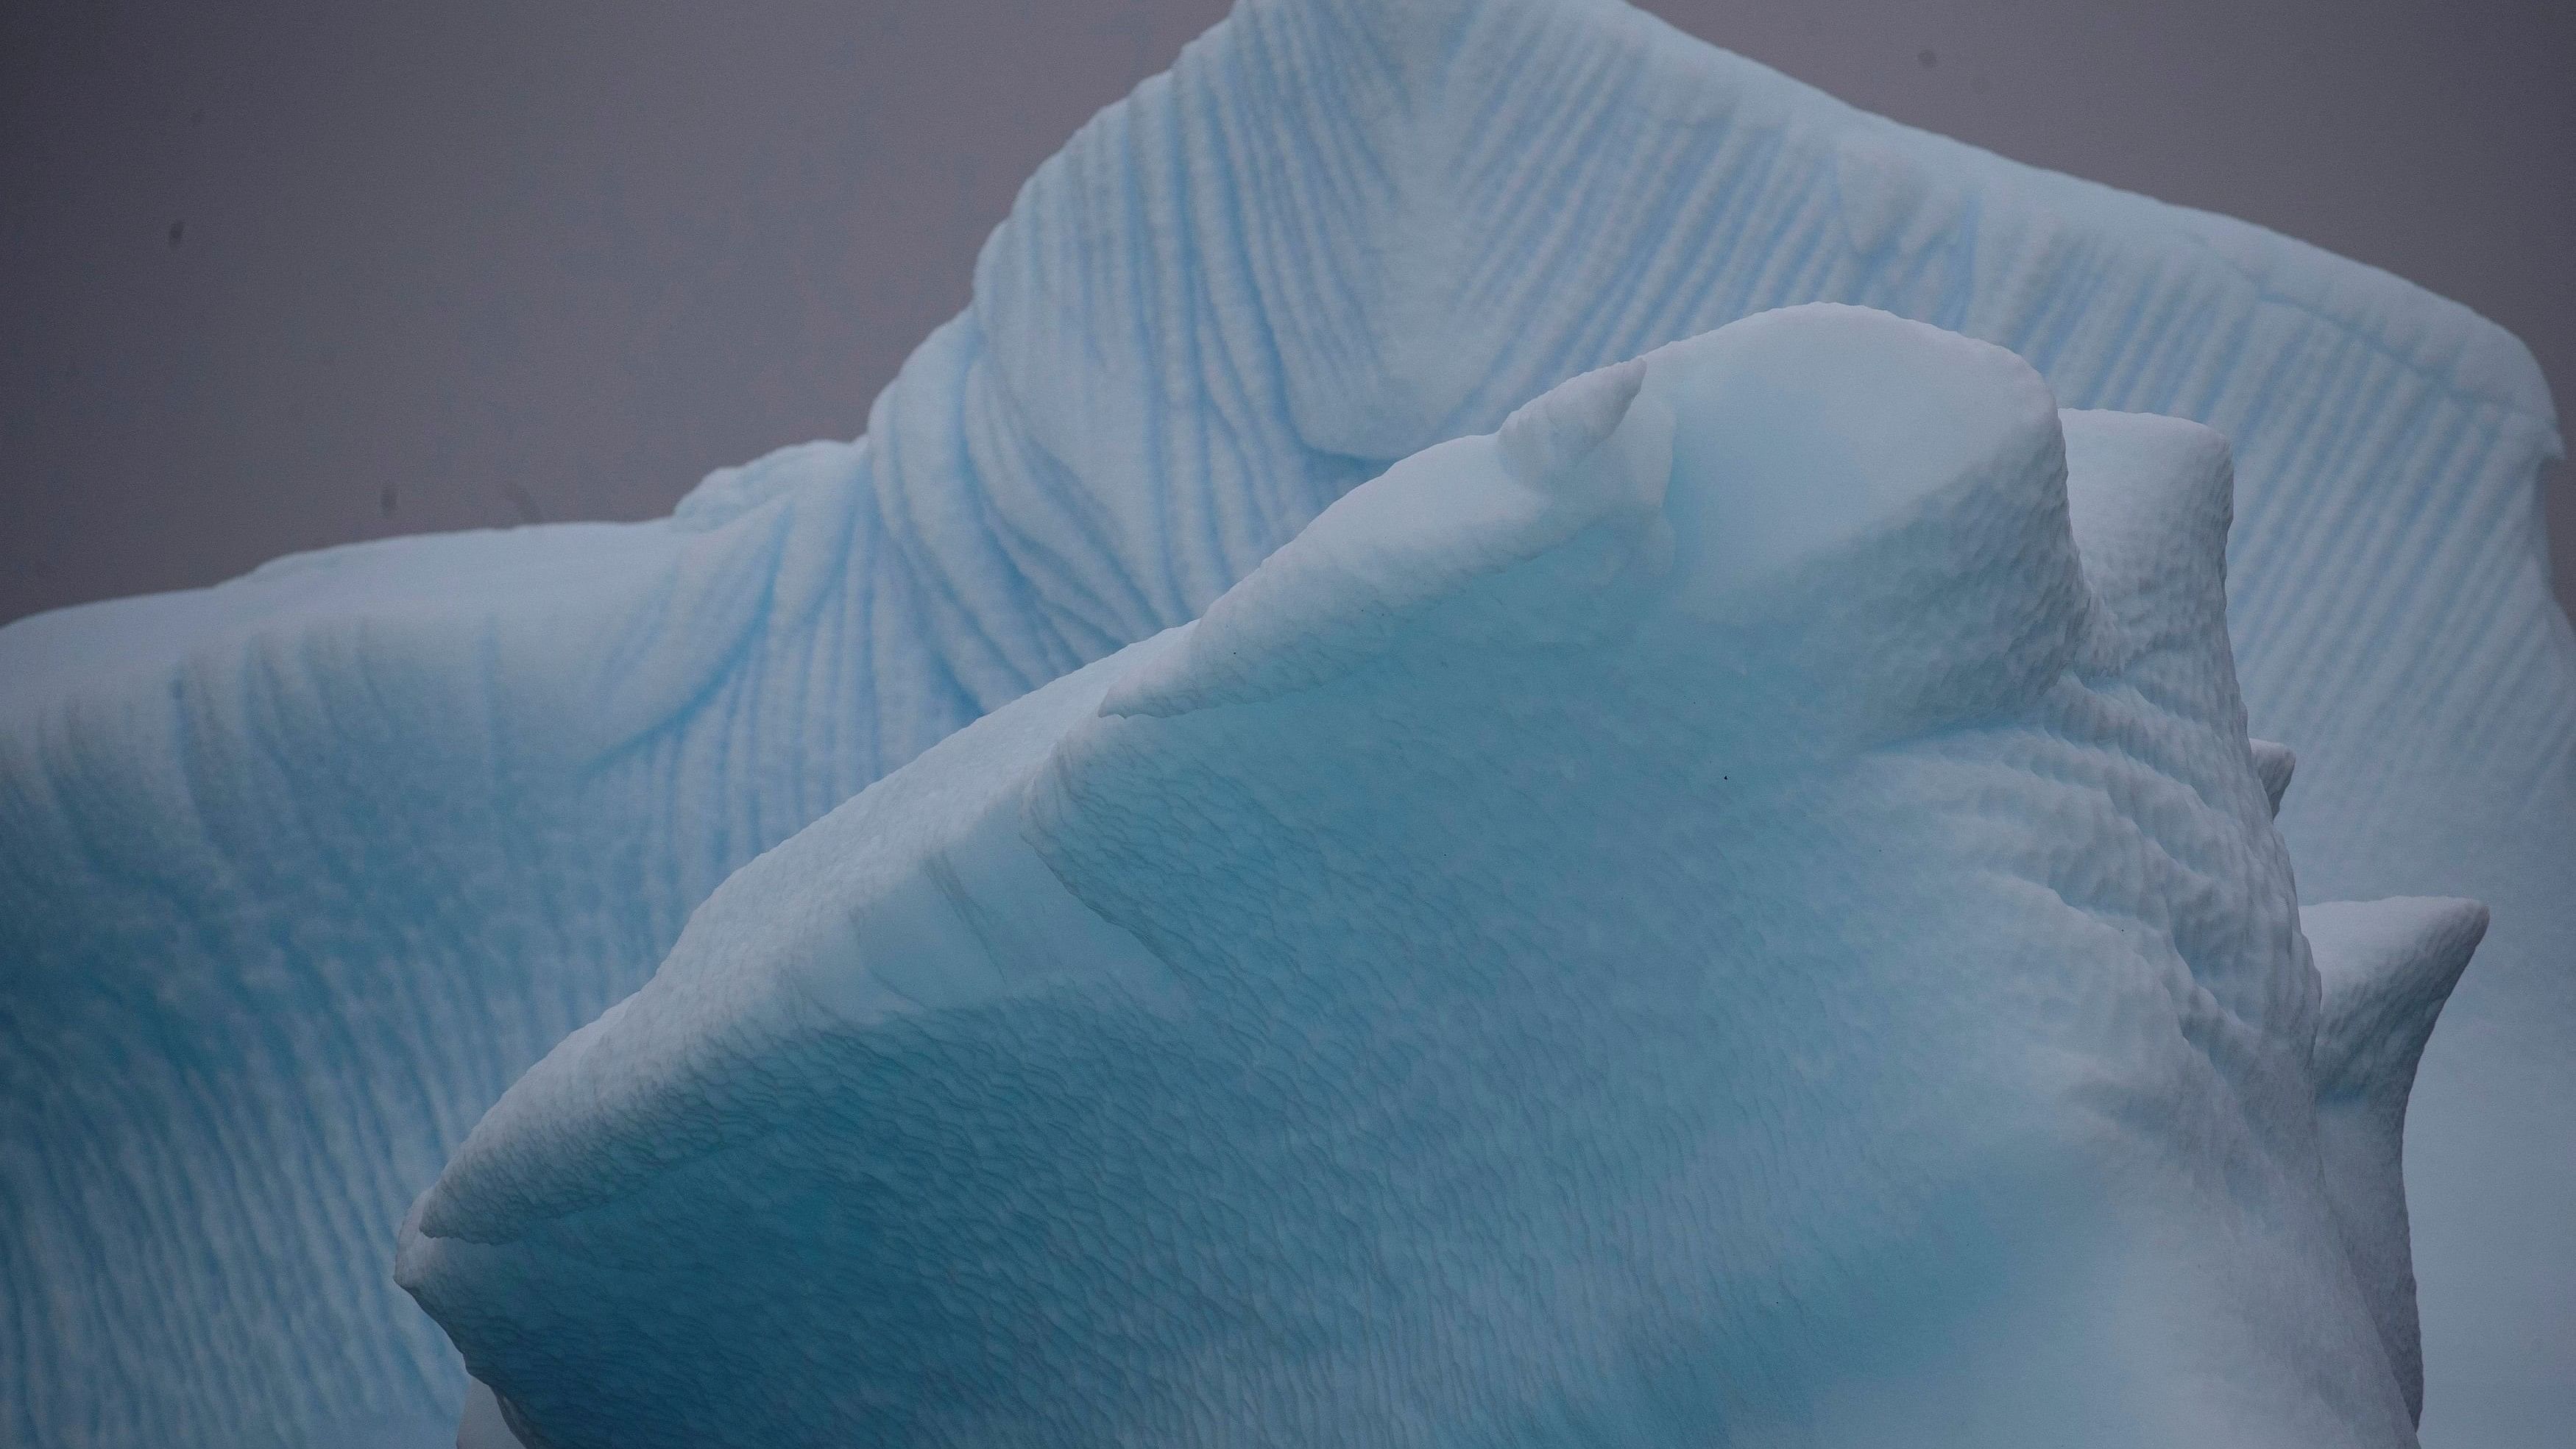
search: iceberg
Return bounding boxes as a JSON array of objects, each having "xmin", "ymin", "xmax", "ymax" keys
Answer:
[
  {"xmin": 401, "ymin": 306, "xmax": 2474, "ymax": 1447},
  {"xmin": 1, "ymin": 0, "xmax": 2563, "ymax": 1444}
]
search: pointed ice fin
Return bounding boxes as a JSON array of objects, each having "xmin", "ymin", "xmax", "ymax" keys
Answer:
[
  {"xmin": 2304, "ymin": 896, "xmax": 2488, "ymax": 1423},
  {"xmin": 2250, "ymin": 739, "xmax": 2296, "ymax": 817},
  {"xmin": 1496, "ymin": 355, "xmax": 1652, "ymax": 488},
  {"xmin": 2310, "ymin": 896, "xmax": 2485, "ymax": 1099}
]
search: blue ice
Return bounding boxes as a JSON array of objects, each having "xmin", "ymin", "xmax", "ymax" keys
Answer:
[
  {"xmin": 406, "ymin": 305, "xmax": 2476, "ymax": 1447},
  {"xmin": 1, "ymin": 0, "xmax": 2564, "ymax": 1445}
]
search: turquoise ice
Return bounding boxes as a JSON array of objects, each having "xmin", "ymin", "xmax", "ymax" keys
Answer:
[
  {"xmin": 407, "ymin": 305, "xmax": 2485, "ymax": 1446},
  {"xmin": 1, "ymin": 0, "xmax": 2563, "ymax": 1444}
]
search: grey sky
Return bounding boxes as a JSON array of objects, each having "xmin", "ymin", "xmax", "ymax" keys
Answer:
[{"xmin": 2, "ymin": 0, "xmax": 2568, "ymax": 629}]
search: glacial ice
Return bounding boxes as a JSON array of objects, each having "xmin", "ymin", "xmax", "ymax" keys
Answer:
[
  {"xmin": 400, "ymin": 306, "xmax": 2461, "ymax": 1447},
  {"xmin": 1, "ymin": 0, "xmax": 2566, "ymax": 1445}
]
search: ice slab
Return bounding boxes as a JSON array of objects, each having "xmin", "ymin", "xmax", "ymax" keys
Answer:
[
  {"xmin": 2, "ymin": 0, "xmax": 2566, "ymax": 1442},
  {"xmin": 401, "ymin": 309, "xmax": 2449, "ymax": 1446}
]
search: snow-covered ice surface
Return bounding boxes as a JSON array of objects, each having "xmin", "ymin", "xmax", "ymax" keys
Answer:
[{"xmin": 1, "ymin": 0, "xmax": 2565, "ymax": 1445}]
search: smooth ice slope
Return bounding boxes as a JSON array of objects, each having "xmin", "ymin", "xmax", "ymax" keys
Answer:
[
  {"xmin": 403, "ymin": 308, "xmax": 2465, "ymax": 1448},
  {"xmin": 1, "ymin": 0, "xmax": 2566, "ymax": 1443}
]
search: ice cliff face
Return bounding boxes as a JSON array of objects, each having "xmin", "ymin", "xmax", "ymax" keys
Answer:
[
  {"xmin": 399, "ymin": 307, "xmax": 2473, "ymax": 1448},
  {"xmin": 1, "ymin": 0, "xmax": 2565, "ymax": 1445}
]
